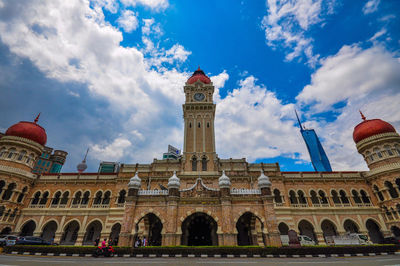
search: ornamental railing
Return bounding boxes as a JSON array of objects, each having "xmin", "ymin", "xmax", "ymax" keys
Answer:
[
  {"xmin": 138, "ymin": 190, "xmax": 168, "ymax": 196},
  {"xmin": 230, "ymin": 188, "xmax": 261, "ymax": 195}
]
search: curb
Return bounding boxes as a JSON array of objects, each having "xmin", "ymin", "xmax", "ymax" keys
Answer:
[{"xmin": 6, "ymin": 251, "xmax": 398, "ymax": 258}]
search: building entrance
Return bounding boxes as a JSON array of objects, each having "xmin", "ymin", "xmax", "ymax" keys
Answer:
[{"xmin": 181, "ymin": 212, "xmax": 218, "ymax": 246}]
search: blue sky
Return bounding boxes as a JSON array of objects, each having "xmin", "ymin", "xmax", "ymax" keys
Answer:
[{"xmin": 0, "ymin": 0, "xmax": 399, "ymax": 173}]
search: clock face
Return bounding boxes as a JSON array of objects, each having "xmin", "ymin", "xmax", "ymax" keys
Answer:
[{"xmin": 194, "ymin": 93, "xmax": 205, "ymax": 101}]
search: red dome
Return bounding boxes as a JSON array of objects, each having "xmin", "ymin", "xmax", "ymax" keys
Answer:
[
  {"xmin": 353, "ymin": 113, "xmax": 396, "ymax": 143},
  {"xmin": 187, "ymin": 67, "xmax": 211, "ymax": 84},
  {"xmin": 5, "ymin": 115, "xmax": 47, "ymax": 145}
]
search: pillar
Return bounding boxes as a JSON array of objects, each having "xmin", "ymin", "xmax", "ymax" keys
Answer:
[
  {"xmin": 220, "ymin": 187, "xmax": 235, "ymax": 245},
  {"xmin": 261, "ymin": 187, "xmax": 282, "ymax": 246},
  {"xmin": 164, "ymin": 187, "xmax": 179, "ymax": 246}
]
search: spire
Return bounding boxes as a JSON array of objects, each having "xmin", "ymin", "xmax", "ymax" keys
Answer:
[
  {"xmin": 34, "ymin": 113, "xmax": 41, "ymax": 124},
  {"xmin": 83, "ymin": 148, "xmax": 89, "ymax": 162},
  {"xmin": 295, "ymin": 109, "xmax": 304, "ymax": 131},
  {"xmin": 359, "ymin": 110, "xmax": 366, "ymax": 121},
  {"xmin": 197, "ymin": 65, "xmax": 201, "ymax": 71}
]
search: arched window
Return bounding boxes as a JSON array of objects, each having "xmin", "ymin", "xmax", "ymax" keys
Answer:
[
  {"xmin": 360, "ymin": 190, "xmax": 370, "ymax": 204},
  {"xmin": 117, "ymin": 190, "xmax": 126, "ymax": 204},
  {"xmin": 189, "ymin": 122, "xmax": 192, "ymax": 128},
  {"xmin": 395, "ymin": 178, "xmax": 400, "ymax": 192},
  {"xmin": 0, "ymin": 147, "xmax": 6, "ymax": 157},
  {"xmin": 385, "ymin": 181, "xmax": 399, "ymax": 198},
  {"xmin": 81, "ymin": 191, "xmax": 90, "ymax": 205},
  {"xmin": 72, "ymin": 191, "xmax": 82, "ymax": 205},
  {"xmin": 395, "ymin": 144, "xmax": 400, "ymax": 156},
  {"xmin": 331, "ymin": 190, "xmax": 341, "ymax": 204},
  {"xmin": 26, "ymin": 153, "xmax": 34, "ymax": 164},
  {"xmin": 0, "ymin": 180, "xmax": 5, "ymax": 196},
  {"xmin": 17, "ymin": 150, "xmax": 26, "ymax": 161},
  {"xmin": 198, "ymin": 122, "xmax": 201, "ymax": 128},
  {"xmin": 202, "ymin": 157, "xmax": 207, "ymax": 171},
  {"xmin": 17, "ymin": 186, "xmax": 28, "ymax": 203},
  {"xmin": 102, "ymin": 191, "xmax": 111, "ymax": 204},
  {"xmin": 60, "ymin": 191, "xmax": 69, "ymax": 205},
  {"xmin": 366, "ymin": 151, "xmax": 374, "ymax": 162},
  {"xmin": 383, "ymin": 206, "xmax": 393, "ymax": 220},
  {"xmin": 0, "ymin": 206, "xmax": 4, "ymax": 216},
  {"xmin": 319, "ymin": 190, "xmax": 328, "ymax": 204},
  {"xmin": 39, "ymin": 191, "xmax": 49, "ymax": 205},
  {"xmin": 289, "ymin": 190, "xmax": 298, "ymax": 204},
  {"xmin": 31, "ymin": 191, "xmax": 41, "ymax": 205},
  {"xmin": 384, "ymin": 145, "xmax": 393, "ymax": 156},
  {"xmin": 191, "ymin": 157, "xmax": 197, "ymax": 171},
  {"xmin": 10, "ymin": 208, "xmax": 18, "ymax": 218},
  {"xmin": 352, "ymin": 190, "xmax": 362, "ymax": 204},
  {"xmin": 94, "ymin": 191, "xmax": 102, "ymax": 205},
  {"xmin": 2, "ymin": 183, "xmax": 16, "ymax": 200},
  {"xmin": 52, "ymin": 191, "xmax": 61, "ymax": 205},
  {"xmin": 374, "ymin": 185, "xmax": 384, "ymax": 201},
  {"xmin": 297, "ymin": 191, "xmax": 307, "ymax": 204},
  {"xmin": 7, "ymin": 148, "xmax": 16, "ymax": 159},
  {"xmin": 310, "ymin": 190, "xmax": 319, "ymax": 204},
  {"xmin": 339, "ymin": 190, "xmax": 349, "ymax": 204},
  {"xmin": 273, "ymin": 189, "xmax": 282, "ymax": 203},
  {"xmin": 373, "ymin": 147, "xmax": 382, "ymax": 158}
]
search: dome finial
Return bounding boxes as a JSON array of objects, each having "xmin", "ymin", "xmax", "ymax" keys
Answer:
[
  {"xmin": 359, "ymin": 110, "xmax": 366, "ymax": 121},
  {"xmin": 197, "ymin": 65, "xmax": 201, "ymax": 71},
  {"xmin": 34, "ymin": 113, "xmax": 41, "ymax": 124}
]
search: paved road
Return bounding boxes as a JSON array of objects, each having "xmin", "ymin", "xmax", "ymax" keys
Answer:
[{"xmin": 0, "ymin": 254, "xmax": 400, "ymax": 266}]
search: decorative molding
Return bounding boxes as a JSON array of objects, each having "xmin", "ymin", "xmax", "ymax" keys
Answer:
[{"xmin": 0, "ymin": 164, "xmax": 36, "ymax": 179}]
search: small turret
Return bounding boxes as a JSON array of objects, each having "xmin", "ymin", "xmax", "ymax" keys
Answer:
[
  {"xmin": 219, "ymin": 170, "xmax": 231, "ymax": 196},
  {"xmin": 167, "ymin": 171, "xmax": 180, "ymax": 196},
  {"xmin": 258, "ymin": 170, "xmax": 272, "ymax": 195},
  {"xmin": 128, "ymin": 172, "xmax": 141, "ymax": 196}
]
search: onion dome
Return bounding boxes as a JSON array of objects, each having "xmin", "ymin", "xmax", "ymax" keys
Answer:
[
  {"xmin": 258, "ymin": 170, "xmax": 271, "ymax": 189},
  {"xmin": 128, "ymin": 172, "xmax": 141, "ymax": 190},
  {"xmin": 187, "ymin": 67, "xmax": 211, "ymax": 84},
  {"xmin": 218, "ymin": 170, "xmax": 231, "ymax": 189},
  {"xmin": 5, "ymin": 113, "xmax": 47, "ymax": 145},
  {"xmin": 353, "ymin": 111, "xmax": 396, "ymax": 143},
  {"xmin": 167, "ymin": 171, "xmax": 180, "ymax": 189}
]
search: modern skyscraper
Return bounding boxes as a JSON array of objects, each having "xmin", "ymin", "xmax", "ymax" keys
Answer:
[{"xmin": 295, "ymin": 110, "xmax": 332, "ymax": 172}]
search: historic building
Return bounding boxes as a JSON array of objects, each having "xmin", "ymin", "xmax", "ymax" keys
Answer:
[{"xmin": 0, "ymin": 68, "xmax": 400, "ymax": 247}]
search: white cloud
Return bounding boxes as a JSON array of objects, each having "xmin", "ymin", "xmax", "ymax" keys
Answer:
[
  {"xmin": 121, "ymin": 0, "xmax": 168, "ymax": 11},
  {"xmin": 368, "ymin": 28, "xmax": 387, "ymax": 42},
  {"xmin": 363, "ymin": 0, "xmax": 380, "ymax": 15},
  {"xmin": 91, "ymin": 136, "xmax": 132, "ymax": 161},
  {"xmin": 261, "ymin": 0, "xmax": 336, "ymax": 66},
  {"xmin": 117, "ymin": 10, "xmax": 139, "ymax": 33}
]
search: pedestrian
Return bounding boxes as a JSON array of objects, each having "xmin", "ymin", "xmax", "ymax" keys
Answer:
[
  {"xmin": 94, "ymin": 237, "xmax": 100, "ymax": 246},
  {"xmin": 108, "ymin": 238, "xmax": 113, "ymax": 246},
  {"xmin": 142, "ymin": 236, "xmax": 147, "ymax": 247}
]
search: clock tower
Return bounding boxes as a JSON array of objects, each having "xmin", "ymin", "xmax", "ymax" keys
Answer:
[{"xmin": 182, "ymin": 67, "xmax": 217, "ymax": 172}]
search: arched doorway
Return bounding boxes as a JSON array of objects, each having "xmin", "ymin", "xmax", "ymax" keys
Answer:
[
  {"xmin": 83, "ymin": 220, "xmax": 102, "ymax": 245},
  {"xmin": 298, "ymin": 220, "xmax": 317, "ymax": 244},
  {"xmin": 135, "ymin": 213, "xmax": 163, "ymax": 246},
  {"xmin": 321, "ymin": 220, "xmax": 337, "ymax": 244},
  {"xmin": 343, "ymin": 219, "xmax": 359, "ymax": 233},
  {"xmin": 236, "ymin": 212, "xmax": 265, "ymax": 246},
  {"xmin": 366, "ymin": 219, "xmax": 384, "ymax": 243},
  {"xmin": 181, "ymin": 212, "xmax": 218, "ymax": 246},
  {"xmin": 278, "ymin": 222, "xmax": 289, "ymax": 235},
  {"xmin": 41, "ymin": 221, "xmax": 57, "ymax": 242},
  {"xmin": 391, "ymin": 226, "xmax": 400, "ymax": 237},
  {"xmin": 0, "ymin": 227, "xmax": 11, "ymax": 235},
  {"xmin": 109, "ymin": 223, "xmax": 121, "ymax": 246},
  {"xmin": 20, "ymin": 220, "xmax": 36, "ymax": 236},
  {"xmin": 60, "ymin": 221, "xmax": 80, "ymax": 245}
]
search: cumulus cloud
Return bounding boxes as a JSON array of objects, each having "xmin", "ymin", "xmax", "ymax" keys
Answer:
[
  {"xmin": 261, "ymin": 0, "xmax": 336, "ymax": 66},
  {"xmin": 121, "ymin": 0, "xmax": 168, "ymax": 11},
  {"xmin": 363, "ymin": 0, "xmax": 380, "ymax": 15},
  {"xmin": 91, "ymin": 136, "xmax": 132, "ymax": 161},
  {"xmin": 117, "ymin": 10, "xmax": 139, "ymax": 33}
]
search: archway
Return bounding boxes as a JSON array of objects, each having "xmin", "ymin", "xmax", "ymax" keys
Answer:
[
  {"xmin": 20, "ymin": 220, "xmax": 36, "ymax": 236},
  {"xmin": 298, "ymin": 220, "xmax": 317, "ymax": 244},
  {"xmin": 83, "ymin": 220, "xmax": 102, "ymax": 245},
  {"xmin": 236, "ymin": 212, "xmax": 265, "ymax": 246},
  {"xmin": 135, "ymin": 213, "xmax": 163, "ymax": 246},
  {"xmin": 321, "ymin": 220, "xmax": 337, "ymax": 244},
  {"xmin": 278, "ymin": 222, "xmax": 289, "ymax": 235},
  {"xmin": 181, "ymin": 212, "xmax": 218, "ymax": 246},
  {"xmin": 60, "ymin": 221, "xmax": 79, "ymax": 245},
  {"xmin": 343, "ymin": 219, "xmax": 359, "ymax": 233},
  {"xmin": 0, "ymin": 227, "xmax": 11, "ymax": 235},
  {"xmin": 41, "ymin": 221, "xmax": 57, "ymax": 242},
  {"xmin": 109, "ymin": 223, "xmax": 121, "ymax": 246},
  {"xmin": 366, "ymin": 219, "xmax": 384, "ymax": 243},
  {"xmin": 391, "ymin": 226, "xmax": 400, "ymax": 237}
]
